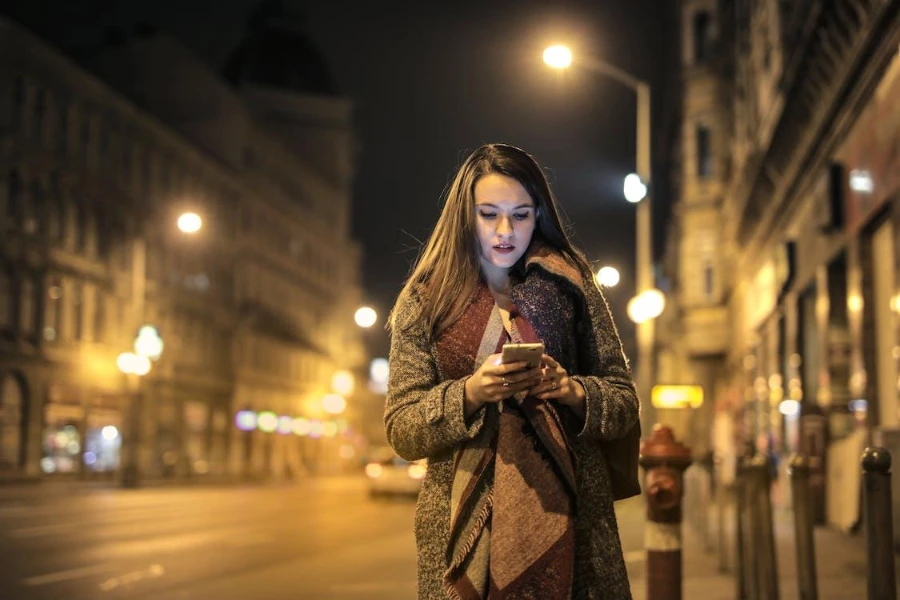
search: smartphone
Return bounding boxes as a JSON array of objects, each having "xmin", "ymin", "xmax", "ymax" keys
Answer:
[{"xmin": 501, "ymin": 342, "xmax": 544, "ymax": 369}]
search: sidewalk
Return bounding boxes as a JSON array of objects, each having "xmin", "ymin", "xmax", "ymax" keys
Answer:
[{"xmin": 656, "ymin": 486, "xmax": 876, "ymax": 600}]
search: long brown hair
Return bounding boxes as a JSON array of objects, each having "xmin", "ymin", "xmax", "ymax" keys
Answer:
[{"xmin": 390, "ymin": 143, "xmax": 593, "ymax": 335}]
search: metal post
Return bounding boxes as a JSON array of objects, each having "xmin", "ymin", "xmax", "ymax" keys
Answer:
[
  {"xmin": 735, "ymin": 460, "xmax": 747, "ymax": 599},
  {"xmin": 788, "ymin": 454, "xmax": 818, "ymax": 600},
  {"xmin": 862, "ymin": 447, "xmax": 897, "ymax": 600},
  {"xmin": 742, "ymin": 456, "xmax": 761, "ymax": 600},
  {"xmin": 635, "ymin": 82, "xmax": 656, "ymax": 436},
  {"xmin": 121, "ymin": 236, "xmax": 146, "ymax": 488},
  {"xmin": 640, "ymin": 425, "xmax": 693, "ymax": 600},
  {"xmin": 751, "ymin": 454, "xmax": 780, "ymax": 600}
]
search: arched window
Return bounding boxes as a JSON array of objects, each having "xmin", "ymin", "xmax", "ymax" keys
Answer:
[{"xmin": 693, "ymin": 11, "xmax": 711, "ymax": 65}]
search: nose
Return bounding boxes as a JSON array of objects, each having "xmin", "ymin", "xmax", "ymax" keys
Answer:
[{"xmin": 497, "ymin": 215, "xmax": 513, "ymax": 237}]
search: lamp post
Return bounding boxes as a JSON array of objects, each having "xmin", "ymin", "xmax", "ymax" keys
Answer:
[
  {"xmin": 544, "ymin": 45, "xmax": 657, "ymax": 435},
  {"xmin": 120, "ymin": 212, "xmax": 201, "ymax": 488}
]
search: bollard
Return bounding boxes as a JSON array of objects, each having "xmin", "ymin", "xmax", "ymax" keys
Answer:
[
  {"xmin": 741, "ymin": 456, "xmax": 761, "ymax": 600},
  {"xmin": 749, "ymin": 454, "xmax": 779, "ymax": 600},
  {"xmin": 735, "ymin": 458, "xmax": 748, "ymax": 599},
  {"xmin": 788, "ymin": 455, "xmax": 818, "ymax": 600},
  {"xmin": 862, "ymin": 447, "xmax": 897, "ymax": 600},
  {"xmin": 640, "ymin": 425, "xmax": 693, "ymax": 600}
]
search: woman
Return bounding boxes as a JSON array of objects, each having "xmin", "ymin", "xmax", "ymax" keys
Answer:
[{"xmin": 386, "ymin": 143, "xmax": 640, "ymax": 600}]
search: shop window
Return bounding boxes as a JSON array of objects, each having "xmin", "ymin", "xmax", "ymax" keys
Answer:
[
  {"xmin": 0, "ymin": 375, "xmax": 24, "ymax": 470},
  {"xmin": 83, "ymin": 411, "xmax": 121, "ymax": 473},
  {"xmin": 41, "ymin": 404, "xmax": 82, "ymax": 474}
]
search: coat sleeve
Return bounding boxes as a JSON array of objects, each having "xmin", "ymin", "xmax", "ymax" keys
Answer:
[
  {"xmin": 384, "ymin": 294, "xmax": 488, "ymax": 461},
  {"xmin": 569, "ymin": 274, "xmax": 640, "ymax": 441}
]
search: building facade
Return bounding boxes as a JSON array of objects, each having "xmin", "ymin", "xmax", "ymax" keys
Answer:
[
  {"xmin": 664, "ymin": 0, "xmax": 900, "ymax": 526},
  {"xmin": 0, "ymin": 13, "xmax": 370, "ymax": 483}
]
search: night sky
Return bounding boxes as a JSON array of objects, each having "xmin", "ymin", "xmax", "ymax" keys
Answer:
[{"xmin": 5, "ymin": 0, "xmax": 679, "ymax": 358}]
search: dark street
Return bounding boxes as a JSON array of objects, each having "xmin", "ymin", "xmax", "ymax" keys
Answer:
[{"xmin": 0, "ymin": 479, "xmax": 647, "ymax": 600}]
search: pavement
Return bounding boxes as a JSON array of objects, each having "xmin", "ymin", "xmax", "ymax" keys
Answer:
[{"xmin": 646, "ymin": 481, "xmax": 877, "ymax": 600}]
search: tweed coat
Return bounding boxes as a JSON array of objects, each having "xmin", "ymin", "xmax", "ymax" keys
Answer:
[{"xmin": 385, "ymin": 248, "xmax": 640, "ymax": 600}]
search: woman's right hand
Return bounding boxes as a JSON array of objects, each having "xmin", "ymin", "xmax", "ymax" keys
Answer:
[{"xmin": 464, "ymin": 353, "xmax": 543, "ymax": 415}]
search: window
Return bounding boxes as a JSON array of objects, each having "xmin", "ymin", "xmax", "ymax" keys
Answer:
[
  {"xmin": 47, "ymin": 178, "xmax": 64, "ymax": 242},
  {"xmin": 19, "ymin": 276, "xmax": 35, "ymax": 338},
  {"xmin": 24, "ymin": 180, "xmax": 41, "ymax": 235},
  {"xmin": 72, "ymin": 282, "xmax": 84, "ymax": 341},
  {"xmin": 33, "ymin": 89, "xmax": 47, "ymax": 141},
  {"xmin": 703, "ymin": 263, "xmax": 715, "ymax": 299},
  {"xmin": 44, "ymin": 277, "xmax": 62, "ymax": 342},
  {"xmin": 57, "ymin": 103, "xmax": 69, "ymax": 157},
  {"xmin": 94, "ymin": 290, "xmax": 106, "ymax": 344},
  {"xmin": 693, "ymin": 11, "xmax": 711, "ymax": 65},
  {"xmin": 696, "ymin": 125, "xmax": 712, "ymax": 178},
  {"xmin": 0, "ymin": 269, "xmax": 12, "ymax": 331},
  {"xmin": 11, "ymin": 76, "xmax": 25, "ymax": 130},
  {"xmin": 6, "ymin": 170, "xmax": 21, "ymax": 222}
]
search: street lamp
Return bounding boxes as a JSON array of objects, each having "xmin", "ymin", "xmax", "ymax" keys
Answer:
[
  {"xmin": 623, "ymin": 173, "xmax": 648, "ymax": 203},
  {"xmin": 177, "ymin": 212, "xmax": 202, "ymax": 234},
  {"xmin": 542, "ymin": 44, "xmax": 656, "ymax": 434},
  {"xmin": 354, "ymin": 306, "xmax": 377, "ymax": 328},
  {"xmin": 596, "ymin": 266, "xmax": 620, "ymax": 288},
  {"xmin": 121, "ymin": 213, "xmax": 200, "ymax": 488}
]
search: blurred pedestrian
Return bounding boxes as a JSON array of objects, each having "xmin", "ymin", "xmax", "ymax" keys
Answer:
[{"xmin": 385, "ymin": 143, "xmax": 641, "ymax": 599}]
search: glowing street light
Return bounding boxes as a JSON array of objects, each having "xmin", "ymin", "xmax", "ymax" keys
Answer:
[
  {"xmin": 331, "ymin": 370, "xmax": 355, "ymax": 396},
  {"xmin": 117, "ymin": 352, "xmax": 151, "ymax": 376},
  {"xmin": 177, "ymin": 212, "xmax": 202, "ymax": 234},
  {"xmin": 354, "ymin": 306, "xmax": 377, "ymax": 328},
  {"xmin": 322, "ymin": 393, "xmax": 347, "ymax": 415},
  {"xmin": 596, "ymin": 266, "xmax": 620, "ymax": 288},
  {"xmin": 627, "ymin": 289, "xmax": 666, "ymax": 324},
  {"xmin": 623, "ymin": 173, "xmax": 648, "ymax": 203},
  {"xmin": 543, "ymin": 44, "xmax": 573, "ymax": 69}
]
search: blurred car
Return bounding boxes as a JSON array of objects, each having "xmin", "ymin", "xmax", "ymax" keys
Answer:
[{"xmin": 365, "ymin": 448, "xmax": 426, "ymax": 498}]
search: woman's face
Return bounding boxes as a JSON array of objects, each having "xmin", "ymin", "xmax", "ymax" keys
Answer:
[{"xmin": 473, "ymin": 173, "xmax": 537, "ymax": 275}]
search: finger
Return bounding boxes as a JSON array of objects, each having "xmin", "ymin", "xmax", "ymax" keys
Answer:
[
  {"xmin": 504, "ymin": 366, "xmax": 543, "ymax": 384},
  {"xmin": 497, "ymin": 361, "xmax": 530, "ymax": 374},
  {"xmin": 542, "ymin": 354, "xmax": 559, "ymax": 368}
]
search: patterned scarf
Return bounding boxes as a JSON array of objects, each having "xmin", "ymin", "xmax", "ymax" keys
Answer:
[{"xmin": 436, "ymin": 283, "xmax": 577, "ymax": 600}]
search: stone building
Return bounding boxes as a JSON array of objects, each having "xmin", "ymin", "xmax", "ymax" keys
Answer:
[
  {"xmin": 663, "ymin": 0, "xmax": 900, "ymax": 528},
  {"xmin": 0, "ymin": 8, "xmax": 369, "ymax": 483}
]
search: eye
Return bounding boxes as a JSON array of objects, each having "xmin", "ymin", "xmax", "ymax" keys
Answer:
[
  {"xmin": 513, "ymin": 212, "xmax": 532, "ymax": 221},
  {"xmin": 478, "ymin": 211, "xmax": 497, "ymax": 219}
]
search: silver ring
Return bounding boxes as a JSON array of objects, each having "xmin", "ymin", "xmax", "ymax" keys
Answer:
[
  {"xmin": 552, "ymin": 382, "xmax": 558, "ymax": 390},
  {"xmin": 503, "ymin": 382, "xmax": 509, "ymax": 388}
]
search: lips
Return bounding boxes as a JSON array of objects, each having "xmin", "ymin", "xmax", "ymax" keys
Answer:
[{"xmin": 493, "ymin": 244, "xmax": 515, "ymax": 254}]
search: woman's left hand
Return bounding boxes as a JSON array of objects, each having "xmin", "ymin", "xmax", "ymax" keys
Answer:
[{"xmin": 532, "ymin": 354, "xmax": 585, "ymax": 408}]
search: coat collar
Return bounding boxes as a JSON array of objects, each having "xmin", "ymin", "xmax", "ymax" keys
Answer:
[{"xmin": 520, "ymin": 240, "xmax": 586, "ymax": 295}]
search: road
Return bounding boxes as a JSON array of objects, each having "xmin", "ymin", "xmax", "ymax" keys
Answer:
[{"xmin": 0, "ymin": 477, "xmax": 648, "ymax": 600}]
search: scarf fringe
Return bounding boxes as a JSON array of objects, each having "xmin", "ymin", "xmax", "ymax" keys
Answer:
[{"xmin": 443, "ymin": 488, "xmax": 494, "ymax": 599}]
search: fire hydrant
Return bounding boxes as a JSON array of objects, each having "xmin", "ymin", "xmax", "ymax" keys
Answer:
[{"xmin": 639, "ymin": 424, "xmax": 693, "ymax": 600}]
